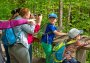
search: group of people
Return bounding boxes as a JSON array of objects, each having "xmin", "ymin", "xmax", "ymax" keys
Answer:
[
  {"xmin": 0, "ymin": 7, "xmax": 89, "ymax": 63},
  {"xmin": 0, "ymin": 7, "xmax": 42, "ymax": 63}
]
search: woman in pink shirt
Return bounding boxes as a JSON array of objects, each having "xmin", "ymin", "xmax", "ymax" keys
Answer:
[{"xmin": 27, "ymin": 14, "xmax": 42, "ymax": 63}]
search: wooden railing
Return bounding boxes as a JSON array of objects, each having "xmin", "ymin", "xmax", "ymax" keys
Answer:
[
  {"xmin": 76, "ymin": 36, "xmax": 90, "ymax": 63},
  {"xmin": 53, "ymin": 35, "xmax": 90, "ymax": 63},
  {"xmin": 32, "ymin": 35, "xmax": 90, "ymax": 63}
]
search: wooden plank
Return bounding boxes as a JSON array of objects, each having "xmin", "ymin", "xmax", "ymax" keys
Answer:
[
  {"xmin": 80, "ymin": 45, "xmax": 90, "ymax": 50},
  {"xmin": 53, "ymin": 35, "xmax": 68, "ymax": 43}
]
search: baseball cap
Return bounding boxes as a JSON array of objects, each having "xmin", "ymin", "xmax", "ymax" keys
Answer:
[
  {"xmin": 68, "ymin": 28, "xmax": 83, "ymax": 38},
  {"xmin": 48, "ymin": 13, "xmax": 57, "ymax": 18}
]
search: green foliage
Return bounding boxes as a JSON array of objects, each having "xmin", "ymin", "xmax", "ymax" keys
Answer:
[{"xmin": 0, "ymin": 0, "xmax": 90, "ymax": 62}]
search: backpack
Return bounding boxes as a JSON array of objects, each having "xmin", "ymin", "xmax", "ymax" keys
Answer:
[
  {"xmin": 1, "ymin": 28, "xmax": 16, "ymax": 46},
  {"xmin": 50, "ymin": 40, "xmax": 77, "ymax": 63},
  {"xmin": 34, "ymin": 24, "xmax": 52, "ymax": 42},
  {"xmin": 50, "ymin": 42, "xmax": 66, "ymax": 63}
]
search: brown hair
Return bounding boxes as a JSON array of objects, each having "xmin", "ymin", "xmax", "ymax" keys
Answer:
[{"xmin": 19, "ymin": 8, "xmax": 30, "ymax": 17}]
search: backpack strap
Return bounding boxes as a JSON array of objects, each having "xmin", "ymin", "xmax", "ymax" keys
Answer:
[
  {"xmin": 53, "ymin": 42, "xmax": 65, "ymax": 51},
  {"xmin": 66, "ymin": 40, "xmax": 76, "ymax": 46},
  {"xmin": 43, "ymin": 24, "xmax": 53, "ymax": 44},
  {"xmin": 54, "ymin": 58, "xmax": 63, "ymax": 62},
  {"xmin": 43, "ymin": 24, "xmax": 47, "ymax": 34}
]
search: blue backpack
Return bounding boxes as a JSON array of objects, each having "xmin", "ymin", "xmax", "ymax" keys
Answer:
[
  {"xmin": 1, "ymin": 28, "xmax": 16, "ymax": 46},
  {"xmin": 50, "ymin": 40, "xmax": 76, "ymax": 63},
  {"xmin": 50, "ymin": 42, "xmax": 66, "ymax": 63}
]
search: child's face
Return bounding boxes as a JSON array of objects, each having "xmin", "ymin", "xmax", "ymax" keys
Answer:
[
  {"xmin": 76, "ymin": 34, "xmax": 81, "ymax": 40},
  {"xmin": 49, "ymin": 18, "xmax": 57, "ymax": 24}
]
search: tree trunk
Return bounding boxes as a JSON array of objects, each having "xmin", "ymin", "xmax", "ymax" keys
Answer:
[
  {"xmin": 66, "ymin": 1, "xmax": 71, "ymax": 31},
  {"xmin": 76, "ymin": 49, "xmax": 86, "ymax": 63},
  {"xmin": 58, "ymin": 0, "xmax": 63, "ymax": 31},
  {"xmin": 46, "ymin": 0, "xmax": 51, "ymax": 19},
  {"xmin": 68, "ymin": 1, "xmax": 71, "ymax": 23}
]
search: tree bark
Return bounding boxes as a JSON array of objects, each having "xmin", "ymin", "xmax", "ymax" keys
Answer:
[
  {"xmin": 68, "ymin": 1, "xmax": 71, "ymax": 23},
  {"xmin": 58, "ymin": 0, "xmax": 63, "ymax": 31},
  {"xmin": 76, "ymin": 49, "xmax": 86, "ymax": 63},
  {"xmin": 66, "ymin": 1, "xmax": 72, "ymax": 31}
]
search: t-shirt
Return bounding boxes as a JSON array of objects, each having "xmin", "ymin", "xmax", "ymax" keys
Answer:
[
  {"xmin": 41, "ymin": 23, "xmax": 57, "ymax": 44},
  {"xmin": 27, "ymin": 24, "xmax": 40, "ymax": 44}
]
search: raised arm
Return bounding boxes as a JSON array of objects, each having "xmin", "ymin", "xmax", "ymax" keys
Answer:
[
  {"xmin": 0, "ymin": 19, "xmax": 28, "ymax": 30},
  {"xmin": 10, "ymin": 19, "xmax": 28, "ymax": 27},
  {"xmin": 21, "ymin": 24, "xmax": 35, "ymax": 34}
]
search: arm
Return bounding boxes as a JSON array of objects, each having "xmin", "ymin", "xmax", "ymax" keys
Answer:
[
  {"xmin": 76, "ymin": 41, "xmax": 89, "ymax": 47},
  {"xmin": 21, "ymin": 24, "xmax": 35, "ymax": 34},
  {"xmin": 0, "ymin": 19, "xmax": 28, "ymax": 30},
  {"xmin": 48, "ymin": 25, "xmax": 67, "ymax": 36},
  {"xmin": 53, "ymin": 30, "xmax": 67, "ymax": 36},
  {"xmin": 0, "ymin": 20, "xmax": 10, "ymax": 29},
  {"xmin": 10, "ymin": 19, "xmax": 28, "ymax": 27},
  {"xmin": 35, "ymin": 14, "xmax": 42, "ymax": 25},
  {"xmin": 34, "ymin": 24, "xmax": 40, "ymax": 33},
  {"xmin": 33, "ymin": 14, "xmax": 42, "ymax": 33}
]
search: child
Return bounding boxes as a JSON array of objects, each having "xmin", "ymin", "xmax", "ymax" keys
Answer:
[
  {"xmin": 62, "ymin": 51, "xmax": 80, "ymax": 63},
  {"xmin": 62, "ymin": 28, "xmax": 88, "ymax": 63},
  {"xmin": 41, "ymin": 13, "xmax": 67, "ymax": 63}
]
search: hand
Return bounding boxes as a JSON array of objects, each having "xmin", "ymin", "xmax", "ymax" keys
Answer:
[
  {"xmin": 28, "ymin": 19, "xmax": 36, "ymax": 25},
  {"xmin": 64, "ymin": 33, "xmax": 68, "ymax": 35},
  {"xmin": 29, "ymin": 14, "xmax": 35, "ymax": 19},
  {"xmin": 30, "ymin": 21, "xmax": 36, "ymax": 25},
  {"xmin": 76, "ymin": 41, "xmax": 88, "ymax": 46},
  {"xmin": 36, "ymin": 14, "xmax": 42, "ymax": 25}
]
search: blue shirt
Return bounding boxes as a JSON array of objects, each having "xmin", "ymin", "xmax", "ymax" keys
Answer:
[{"xmin": 41, "ymin": 23, "xmax": 57, "ymax": 44}]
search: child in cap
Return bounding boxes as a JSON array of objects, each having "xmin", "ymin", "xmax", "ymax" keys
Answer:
[
  {"xmin": 62, "ymin": 28, "xmax": 88, "ymax": 63},
  {"xmin": 41, "ymin": 13, "xmax": 67, "ymax": 63}
]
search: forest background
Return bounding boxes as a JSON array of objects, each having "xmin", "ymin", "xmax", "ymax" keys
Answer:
[{"xmin": 0, "ymin": 0, "xmax": 90, "ymax": 63}]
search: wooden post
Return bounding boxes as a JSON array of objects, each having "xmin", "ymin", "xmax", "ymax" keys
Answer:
[{"xmin": 76, "ymin": 49, "xmax": 86, "ymax": 63}]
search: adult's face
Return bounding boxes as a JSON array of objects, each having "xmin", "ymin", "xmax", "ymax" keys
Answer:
[{"xmin": 24, "ymin": 11, "xmax": 31, "ymax": 19}]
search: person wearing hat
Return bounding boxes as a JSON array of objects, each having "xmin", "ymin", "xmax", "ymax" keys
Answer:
[
  {"xmin": 62, "ymin": 28, "xmax": 88, "ymax": 63},
  {"xmin": 68, "ymin": 28, "xmax": 87, "ymax": 46},
  {"xmin": 41, "ymin": 13, "xmax": 67, "ymax": 63}
]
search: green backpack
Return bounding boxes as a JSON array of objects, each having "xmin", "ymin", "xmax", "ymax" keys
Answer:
[{"xmin": 50, "ymin": 40, "xmax": 76, "ymax": 63}]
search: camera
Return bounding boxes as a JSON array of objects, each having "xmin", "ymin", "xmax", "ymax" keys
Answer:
[{"xmin": 34, "ymin": 14, "xmax": 41, "ymax": 16}]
